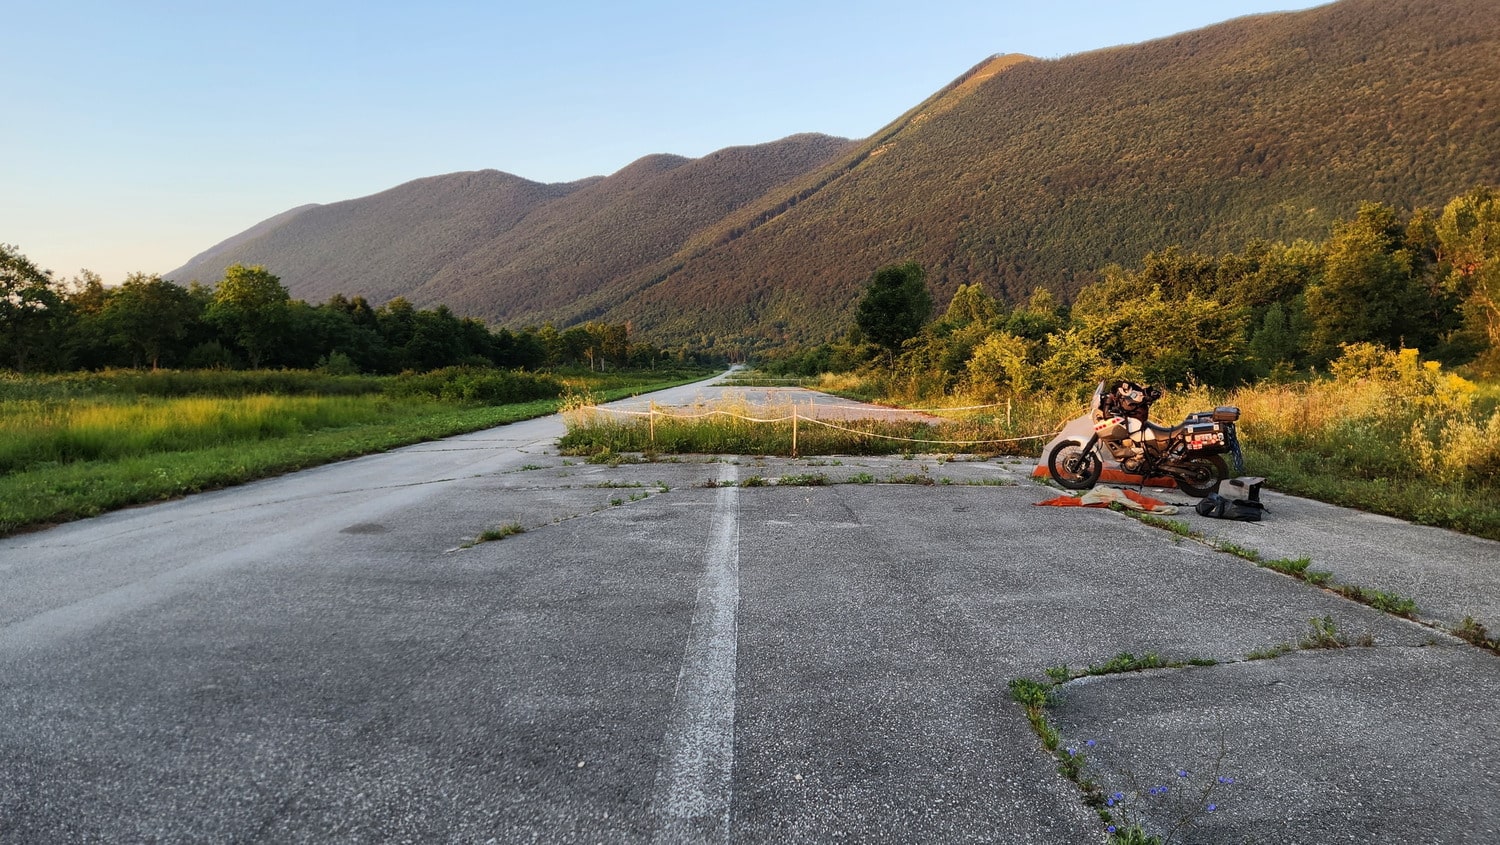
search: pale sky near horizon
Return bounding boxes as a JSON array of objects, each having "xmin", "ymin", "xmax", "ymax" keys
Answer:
[{"xmin": 3, "ymin": 0, "xmax": 1329, "ymax": 283}]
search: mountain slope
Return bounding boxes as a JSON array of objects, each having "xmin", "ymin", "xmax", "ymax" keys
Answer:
[
  {"xmin": 168, "ymin": 135, "xmax": 854, "ymax": 316},
  {"xmin": 405, "ymin": 133, "xmax": 857, "ymax": 325},
  {"xmin": 170, "ymin": 170, "xmax": 595, "ymax": 303},
  {"xmin": 600, "ymin": 0, "xmax": 1500, "ymax": 347}
]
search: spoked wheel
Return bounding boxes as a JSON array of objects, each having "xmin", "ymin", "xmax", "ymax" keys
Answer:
[
  {"xmin": 1048, "ymin": 440, "xmax": 1103, "ymax": 490},
  {"xmin": 1173, "ymin": 454, "xmax": 1229, "ymax": 497}
]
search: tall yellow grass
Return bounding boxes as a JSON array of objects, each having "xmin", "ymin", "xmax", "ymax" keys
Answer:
[{"xmin": 0, "ymin": 395, "xmax": 394, "ymax": 473}]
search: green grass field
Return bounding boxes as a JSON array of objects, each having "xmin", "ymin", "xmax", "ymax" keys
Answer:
[{"xmin": 0, "ymin": 367, "xmax": 711, "ymax": 536}]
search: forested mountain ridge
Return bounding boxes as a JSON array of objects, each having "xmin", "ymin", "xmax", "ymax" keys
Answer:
[
  {"xmin": 609, "ymin": 0, "xmax": 1500, "ymax": 349},
  {"xmin": 171, "ymin": 170, "xmax": 598, "ymax": 305},
  {"xmin": 169, "ymin": 135, "xmax": 856, "ymax": 321},
  {"xmin": 170, "ymin": 0, "xmax": 1500, "ymax": 352},
  {"xmin": 405, "ymin": 133, "xmax": 858, "ymax": 327}
]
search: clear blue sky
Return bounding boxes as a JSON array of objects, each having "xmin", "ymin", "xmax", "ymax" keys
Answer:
[{"xmin": 3, "ymin": 0, "xmax": 1328, "ymax": 283}]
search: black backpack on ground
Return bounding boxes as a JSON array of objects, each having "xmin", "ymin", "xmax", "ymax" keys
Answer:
[{"xmin": 1195, "ymin": 476, "xmax": 1266, "ymax": 522}]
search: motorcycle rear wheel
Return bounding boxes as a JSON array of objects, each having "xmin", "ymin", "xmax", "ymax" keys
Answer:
[
  {"xmin": 1173, "ymin": 454, "xmax": 1229, "ymax": 497},
  {"xmin": 1047, "ymin": 441, "xmax": 1103, "ymax": 490}
]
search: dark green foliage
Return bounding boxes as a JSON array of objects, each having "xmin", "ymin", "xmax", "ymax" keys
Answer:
[
  {"xmin": 855, "ymin": 262, "xmax": 933, "ymax": 355},
  {"xmin": 1081, "ymin": 652, "xmax": 1169, "ymax": 677},
  {"xmin": 1334, "ymin": 585, "xmax": 1418, "ymax": 618},
  {"xmin": 104, "ymin": 273, "xmax": 202, "ymax": 370},
  {"xmin": 1007, "ymin": 678, "xmax": 1051, "ymax": 709},
  {"xmin": 0, "ymin": 243, "xmax": 69, "ymax": 372},
  {"xmin": 1303, "ymin": 204, "xmax": 1429, "ymax": 361},
  {"xmin": 1247, "ymin": 302, "xmax": 1299, "ymax": 377},
  {"xmin": 205, "ymin": 264, "xmax": 292, "ymax": 369},
  {"xmin": 0, "ymin": 245, "xmax": 704, "ymax": 376},
  {"xmin": 385, "ymin": 367, "xmax": 563, "ymax": 404}
]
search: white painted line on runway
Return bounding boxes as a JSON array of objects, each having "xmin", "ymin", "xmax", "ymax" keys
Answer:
[{"xmin": 652, "ymin": 461, "xmax": 741, "ymax": 844}]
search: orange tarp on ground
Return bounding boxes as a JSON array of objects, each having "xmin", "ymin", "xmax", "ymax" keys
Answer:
[{"xmin": 1034, "ymin": 487, "xmax": 1176, "ymax": 514}]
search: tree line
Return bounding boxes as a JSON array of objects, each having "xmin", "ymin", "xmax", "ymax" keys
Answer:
[
  {"xmin": 768, "ymin": 186, "xmax": 1500, "ymax": 397},
  {"xmin": 0, "ymin": 256, "xmax": 712, "ymax": 374}
]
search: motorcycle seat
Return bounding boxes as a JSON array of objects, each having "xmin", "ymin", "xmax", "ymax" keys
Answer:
[{"xmin": 1144, "ymin": 421, "xmax": 1179, "ymax": 437}]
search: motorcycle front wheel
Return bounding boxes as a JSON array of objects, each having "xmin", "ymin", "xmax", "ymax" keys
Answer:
[
  {"xmin": 1173, "ymin": 454, "xmax": 1229, "ymax": 497},
  {"xmin": 1047, "ymin": 441, "xmax": 1103, "ymax": 490}
]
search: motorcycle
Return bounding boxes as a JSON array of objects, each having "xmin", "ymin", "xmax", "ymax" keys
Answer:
[{"xmin": 1046, "ymin": 382, "xmax": 1244, "ymax": 497}]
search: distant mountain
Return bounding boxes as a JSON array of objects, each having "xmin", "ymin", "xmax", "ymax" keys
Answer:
[
  {"xmin": 171, "ymin": 170, "xmax": 596, "ymax": 305},
  {"xmin": 171, "ymin": 0, "xmax": 1500, "ymax": 352},
  {"xmin": 169, "ymin": 135, "xmax": 855, "ymax": 318}
]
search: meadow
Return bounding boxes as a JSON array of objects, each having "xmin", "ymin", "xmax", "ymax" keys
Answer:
[{"xmin": 0, "ymin": 366, "xmax": 710, "ymax": 536}]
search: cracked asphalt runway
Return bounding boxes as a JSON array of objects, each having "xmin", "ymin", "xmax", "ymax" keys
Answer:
[{"xmin": 2, "ymin": 375, "xmax": 1497, "ymax": 843}]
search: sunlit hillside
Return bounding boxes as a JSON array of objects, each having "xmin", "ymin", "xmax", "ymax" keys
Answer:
[{"xmin": 171, "ymin": 0, "xmax": 1500, "ymax": 352}]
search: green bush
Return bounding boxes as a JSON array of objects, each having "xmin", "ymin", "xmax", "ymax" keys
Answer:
[{"xmin": 386, "ymin": 366, "xmax": 563, "ymax": 404}]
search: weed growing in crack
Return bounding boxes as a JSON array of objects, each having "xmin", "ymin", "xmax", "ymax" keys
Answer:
[
  {"xmin": 1244, "ymin": 642, "xmax": 1297, "ymax": 660},
  {"xmin": 740, "ymin": 475, "xmax": 767, "ymax": 488},
  {"xmin": 1251, "ymin": 616, "xmax": 1374, "ymax": 658},
  {"xmin": 475, "ymin": 523, "xmax": 525, "ymax": 544},
  {"xmin": 1257, "ymin": 556, "xmax": 1332, "ymax": 586},
  {"xmin": 1133, "ymin": 513, "xmax": 1198, "ymax": 539},
  {"xmin": 1301, "ymin": 615, "xmax": 1375, "ymax": 648},
  {"xmin": 1213, "ymin": 541, "xmax": 1260, "ymax": 562},
  {"xmin": 1086, "ymin": 652, "xmax": 1169, "ymax": 676},
  {"xmin": 848, "ymin": 472, "xmax": 876, "ymax": 484},
  {"xmin": 1455, "ymin": 616, "xmax": 1500, "ymax": 653},
  {"xmin": 1335, "ymin": 585, "xmax": 1418, "ymax": 618},
  {"xmin": 1007, "ymin": 678, "xmax": 1059, "ymax": 751},
  {"xmin": 778, "ymin": 473, "xmax": 830, "ymax": 486},
  {"xmin": 1010, "ymin": 662, "xmax": 1235, "ymax": 844},
  {"xmin": 1090, "ymin": 747, "xmax": 1239, "ymax": 845},
  {"xmin": 1046, "ymin": 653, "xmax": 1217, "ymax": 683},
  {"xmin": 584, "ymin": 449, "xmax": 645, "ymax": 467}
]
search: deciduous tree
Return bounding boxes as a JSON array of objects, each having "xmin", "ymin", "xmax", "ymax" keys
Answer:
[
  {"xmin": 1436, "ymin": 186, "xmax": 1500, "ymax": 368},
  {"xmin": 206, "ymin": 264, "xmax": 291, "ymax": 368},
  {"xmin": 0, "ymin": 244, "xmax": 69, "ymax": 372},
  {"xmin": 105, "ymin": 273, "xmax": 200, "ymax": 369},
  {"xmin": 855, "ymin": 262, "xmax": 932, "ymax": 357}
]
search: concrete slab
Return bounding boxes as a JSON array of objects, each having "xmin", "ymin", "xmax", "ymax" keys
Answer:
[{"xmin": 1049, "ymin": 645, "xmax": 1500, "ymax": 844}]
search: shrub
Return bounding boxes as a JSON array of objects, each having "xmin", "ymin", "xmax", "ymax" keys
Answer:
[{"xmin": 386, "ymin": 366, "xmax": 562, "ymax": 404}]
